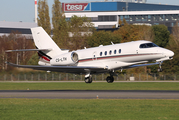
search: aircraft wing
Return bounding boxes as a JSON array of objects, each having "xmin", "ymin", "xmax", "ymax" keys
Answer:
[
  {"xmin": 6, "ymin": 61, "xmax": 161, "ymax": 74},
  {"xmin": 125, "ymin": 62, "xmax": 160, "ymax": 69},
  {"xmin": 6, "ymin": 62, "xmax": 106, "ymax": 74}
]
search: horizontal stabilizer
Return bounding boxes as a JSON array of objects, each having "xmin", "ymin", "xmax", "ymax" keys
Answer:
[{"xmin": 5, "ymin": 49, "xmax": 52, "ymax": 52}]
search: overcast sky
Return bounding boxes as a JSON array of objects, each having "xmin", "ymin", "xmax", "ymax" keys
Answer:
[{"xmin": 0, "ymin": 0, "xmax": 179, "ymax": 23}]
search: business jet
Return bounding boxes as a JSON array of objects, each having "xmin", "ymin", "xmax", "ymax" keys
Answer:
[{"xmin": 6, "ymin": 27, "xmax": 174, "ymax": 83}]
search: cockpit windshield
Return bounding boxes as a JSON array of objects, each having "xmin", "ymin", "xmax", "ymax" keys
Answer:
[{"xmin": 139, "ymin": 43, "xmax": 158, "ymax": 48}]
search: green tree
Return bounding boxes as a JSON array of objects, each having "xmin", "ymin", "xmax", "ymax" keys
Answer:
[
  {"xmin": 152, "ymin": 25, "xmax": 170, "ymax": 47},
  {"xmin": 27, "ymin": 53, "xmax": 39, "ymax": 65},
  {"xmin": 38, "ymin": 0, "xmax": 51, "ymax": 35},
  {"xmin": 147, "ymin": 25, "xmax": 170, "ymax": 73},
  {"xmin": 171, "ymin": 22, "xmax": 179, "ymax": 46},
  {"xmin": 87, "ymin": 30, "xmax": 122, "ymax": 47},
  {"xmin": 162, "ymin": 45, "xmax": 179, "ymax": 74},
  {"xmin": 161, "ymin": 23, "xmax": 179, "ymax": 74},
  {"xmin": 52, "ymin": 0, "xmax": 66, "ymax": 47},
  {"xmin": 68, "ymin": 15, "xmax": 95, "ymax": 50},
  {"xmin": 58, "ymin": 17, "xmax": 69, "ymax": 49},
  {"xmin": 113, "ymin": 24, "xmax": 153, "ymax": 43},
  {"xmin": 0, "ymin": 33, "xmax": 35, "ymax": 71}
]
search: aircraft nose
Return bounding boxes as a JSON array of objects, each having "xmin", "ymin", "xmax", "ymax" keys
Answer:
[{"xmin": 166, "ymin": 50, "xmax": 174, "ymax": 58}]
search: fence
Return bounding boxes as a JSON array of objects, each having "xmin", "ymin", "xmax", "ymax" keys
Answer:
[{"xmin": 0, "ymin": 73, "xmax": 179, "ymax": 81}]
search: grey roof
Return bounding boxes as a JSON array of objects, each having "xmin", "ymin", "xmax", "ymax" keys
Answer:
[{"xmin": 0, "ymin": 21, "xmax": 37, "ymax": 29}]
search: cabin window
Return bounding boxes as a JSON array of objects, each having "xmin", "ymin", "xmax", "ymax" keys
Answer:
[
  {"xmin": 109, "ymin": 50, "xmax": 112, "ymax": 55},
  {"xmin": 100, "ymin": 52, "xmax": 102, "ymax": 56},
  {"xmin": 146, "ymin": 43, "xmax": 158, "ymax": 47},
  {"xmin": 140, "ymin": 43, "xmax": 158, "ymax": 48},
  {"xmin": 119, "ymin": 49, "xmax": 121, "ymax": 53},
  {"xmin": 105, "ymin": 51, "xmax": 107, "ymax": 55},
  {"xmin": 114, "ymin": 50, "xmax": 116, "ymax": 54},
  {"xmin": 140, "ymin": 44, "xmax": 147, "ymax": 48}
]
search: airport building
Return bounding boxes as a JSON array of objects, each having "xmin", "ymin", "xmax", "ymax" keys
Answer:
[
  {"xmin": 1, "ymin": 0, "xmax": 179, "ymax": 37},
  {"xmin": 0, "ymin": 0, "xmax": 38, "ymax": 38},
  {"xmin": 63, "ymin": 1, "xmax": 179, "ymax": 31},
  {"xmin": 0, "ymin": 21, "xmax": 37, "ymax": 39}
]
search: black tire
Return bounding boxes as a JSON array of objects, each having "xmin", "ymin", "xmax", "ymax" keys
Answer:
[
  {"xmin": 158, "ymin": 68, "xmax": 162, "ymax": 72},
  {"xmin": 85, "ymin": 78, "xmax": 89, "ymax": 83},
  {"xmin": 85, "ymin": 76, "xmax": 92, "ymax": 83},
  {"xmin": 106, "ymin": 76, "xmax": 114, "ymax": 83},
  {"xmin": 110, "ymin": 76, "xmax": 114, "ymax": 83}
]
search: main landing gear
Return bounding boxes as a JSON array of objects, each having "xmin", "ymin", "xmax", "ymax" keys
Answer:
[
  {"xmin": 106, "ymin": 72, "xmax": 115, "ymax": 83},
  {"xmin": 85, "ymin": 74, "xmax": 92, "ymax": 83},
  {"xmin": 106, "ymin": 75, "xmax": 114, "ymax": 83},
  {"xmin": 84, "ymin": 72, "xmax": 115, "ymax": 83}
]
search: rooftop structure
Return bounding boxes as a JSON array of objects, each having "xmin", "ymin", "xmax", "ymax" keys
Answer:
[{"xmin": 63, "ymin": 1, "xmax": 179, "ymax": 32}]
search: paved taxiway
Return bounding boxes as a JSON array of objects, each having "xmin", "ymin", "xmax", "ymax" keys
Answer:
[{"xmin": 0, "ymin": 90, "xmax": 179, "ymax": 99}]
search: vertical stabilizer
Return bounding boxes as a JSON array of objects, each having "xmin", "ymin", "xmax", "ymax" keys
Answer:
[{"xmin": 31, "ymin": 27, "xmax": 61, "ymax": 58}]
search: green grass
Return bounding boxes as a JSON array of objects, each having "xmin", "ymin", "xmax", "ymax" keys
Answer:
[
  {"xmin": 0, "ymin": 82, "xmax": 179, "ymax": 90},
  {"xmin": 0, "ymin": 99, "xmax": 179, "ymax": 120}
]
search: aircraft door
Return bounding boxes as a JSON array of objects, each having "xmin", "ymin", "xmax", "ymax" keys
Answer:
[{"xmin": 93, "ymin": 51, "xmax": 97, "ymax": 60}]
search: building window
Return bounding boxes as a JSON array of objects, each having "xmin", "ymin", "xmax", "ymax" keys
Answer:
[
  {"xmin": 159, "ymin": 15, "xmax": 163, "ymax": 21},
  {"xmin": 152, "ymin": 16, "xmax": 156, "ymax": 21},
  {"xmin": 120, "ymin": 16, "xmax": 123, "ymax": 20},
  {"xmin": 171, "ymin": 23, "xmax": 174, "ymax": 27},
  {"xmin": 165, "ymin": 14, "xmax": 171, "ymax": 21},
  {"xmin": 110, "ymin": 16, "xmax": 116, "ymax": 21},
  {"xmin": 163, "ymin": 14, "xmax": 165, "ymax": 20},
  {"xmin": 136, "ymin": 15, "xmax": 141, "ymax": 21},
  {"xmin": 98, "ymin": 15, "xmax": 117, "ymax": 22},
  {"xmin": 98, "ymin": 16, "xmax": 103, "ymax": 21},
  {"xmin": 125, "ymin": 15, "xmax": 129, "ymax": 19},
  {"xmin": 104, "ymin": 16, "xmax": 109, "ymax": 21},
  {"xmin": 142, "ymin": 15, "xmax": 147, "ymax": 21},
  {"xmin": 65, "ymin": 18, "xmax": 71, "ymax": 21}
]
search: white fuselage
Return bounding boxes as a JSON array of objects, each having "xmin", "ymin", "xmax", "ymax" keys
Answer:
[{"xmin": 70, "ymin": 40, "xmax": 174, "ymax": 70}]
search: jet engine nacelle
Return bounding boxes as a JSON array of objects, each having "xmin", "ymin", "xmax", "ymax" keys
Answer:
[{"xmin": 50, "ymin": 52, "xmax": 78, "ymax": 66}]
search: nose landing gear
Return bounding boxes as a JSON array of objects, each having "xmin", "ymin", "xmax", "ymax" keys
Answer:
[{"xmin": 158, "ymin": 61, "xmax": 163, "ymax": 72}]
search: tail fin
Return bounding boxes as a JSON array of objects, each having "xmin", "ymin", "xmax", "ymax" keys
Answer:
[{"xmin": 31, "ymin": 27, "xmax": 61, "ymax": 58}]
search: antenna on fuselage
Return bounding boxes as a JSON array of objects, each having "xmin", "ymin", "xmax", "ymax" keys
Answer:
[{"xmin": 111, "ymin": 41, "xmax": 114, "ymax": 45}]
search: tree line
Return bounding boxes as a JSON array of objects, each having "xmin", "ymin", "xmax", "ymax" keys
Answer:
[
  {"xmin": 0, "ymin": 32, "xmax": 35, "ymax": 71},
  {"xmin": 0, "ymin": 0, "xmax": 179, "ymax": 74}
]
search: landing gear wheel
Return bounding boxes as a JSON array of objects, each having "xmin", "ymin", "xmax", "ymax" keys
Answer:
[
  {"xmin": 158, "ymin": 68, "xmax": 162, "ymax": 72},
  {"xmin": 106, "ymin": 76, "xmax": 114, "ymax": 83},
  {"xmin": 85, "ymin": 75, "xmax": 92, "ymax": 83}
]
